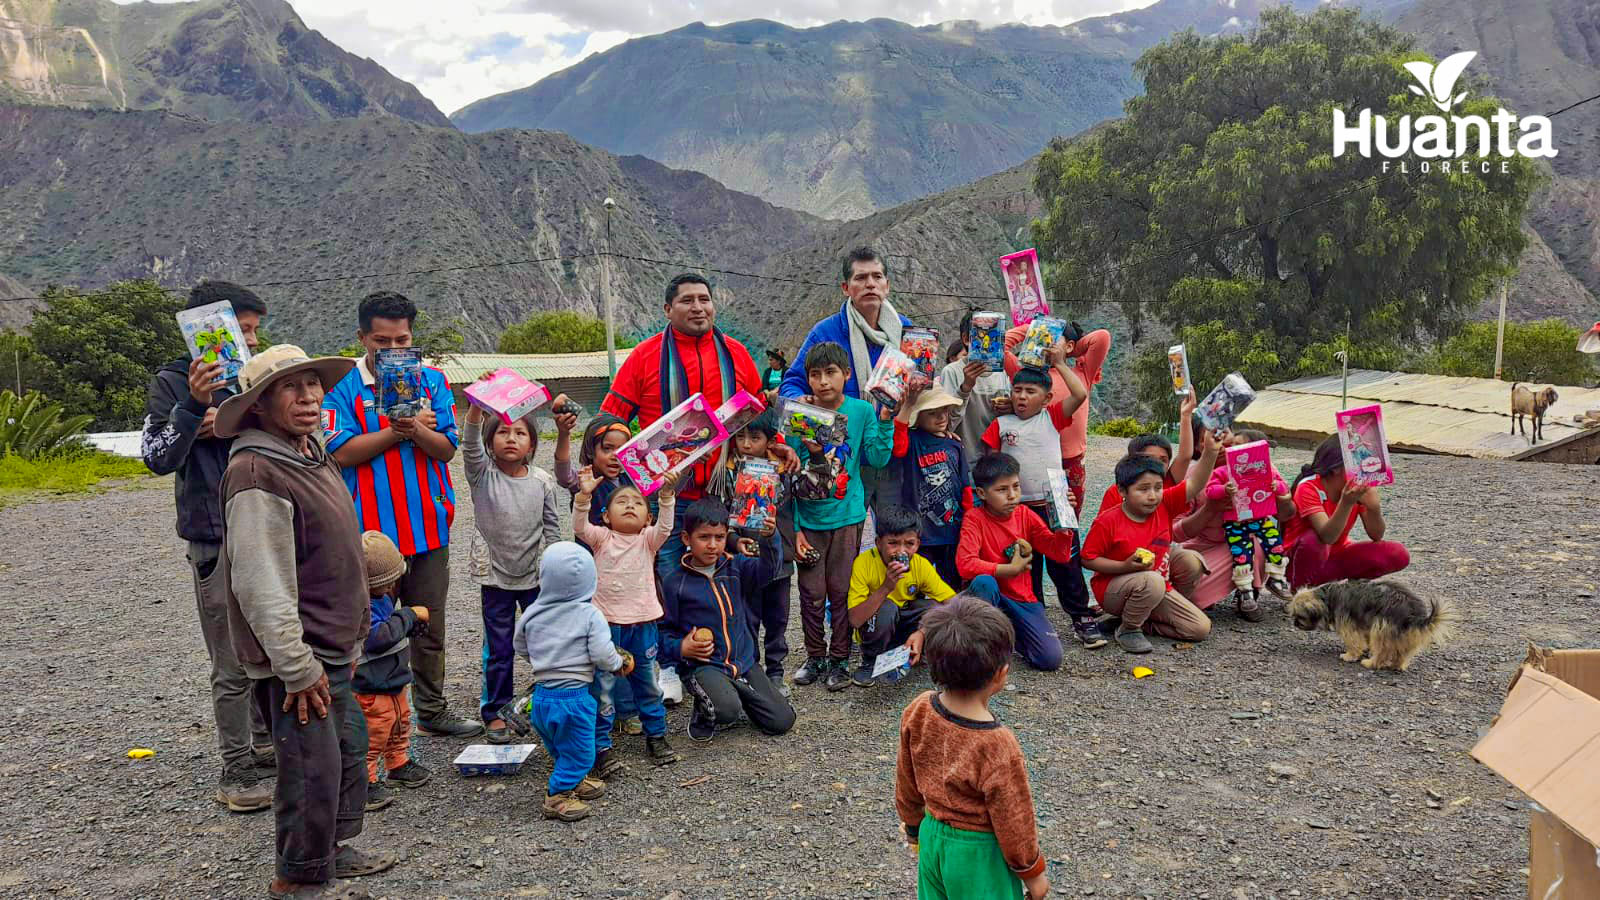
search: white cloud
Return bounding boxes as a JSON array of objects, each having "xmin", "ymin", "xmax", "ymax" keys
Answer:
[{"xmin": 112, "ymin": 0, "xmax": 1151, "ymax": 114}]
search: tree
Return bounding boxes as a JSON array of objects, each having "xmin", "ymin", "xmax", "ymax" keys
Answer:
[
  {"xmin": 0, "ymin": 330, "xmax": 48, "ymax": 397},
  {"xmin": 1420, "ymin": 319, "xmax": 1597, "ymax": 385},
  {"xmin": 28, "ymin": 281, "xmax": 186, "ymax": 430},
  {"xmin": 1033, "ymin": 7, "xmax": 1540, "ymax": 413},
  {"xmin": 498, "ymin": 311, "xmax": 637, "ymax": 355}
]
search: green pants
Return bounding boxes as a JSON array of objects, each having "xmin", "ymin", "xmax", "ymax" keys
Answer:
[{"xmin": 917, "ymin": 813, "xmax": 1023, "ymax": 899}]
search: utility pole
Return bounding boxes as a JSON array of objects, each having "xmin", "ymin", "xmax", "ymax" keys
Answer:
[
  {"xmin": 1493, "ymin": 279, "xmax": 1508, "ymax": 380},
  {"xmin": 602, "ymin": 197, "xmax": 617, "ymax": 378}
]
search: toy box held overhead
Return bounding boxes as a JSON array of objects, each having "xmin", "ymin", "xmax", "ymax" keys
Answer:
[
  {"xmin": 728, "ymin": 457, "xmax": 781, "ymax": 533},
  {"xmin": 453, "ymin": 743, "xmax": 538, "ymax": 777},
  {"xmin": 615, "ymin": 393, "xmax": 731, "ymax": 496},
  {"xmin": 865, "ymin": 346, "xmax": 918, "ymax": 408},
  {"xmin": 900, "ymin": 327, "xmax": 941, "ymax": 388},
  {"xmin": 1168, "ymin": 344, "xmax": 1192, "ymax": 396},
  {"xmin": 714, "ymin": 389, "xmax": 766, "ymax": 436},
  {"xmin": 1335, "ymin": 404, "xmax": 1394, "ymax": 488},
  {"xmin": 999, "ymin": 248, "xmax": 1051, "ymax": 326},
  {"xmin": 464, "ymin": 368, "xmax": 552, "ymax": 425},
  {"xmin": 1196, "ymin": 372, "xmax": 1255, "ymax": 431},
  {"xmin": 968, "ymin": 311, "xmax": 1006, "ymax": 372},
  {"xmin": 177, "ymin": 300, "xmax": 253, "ymax": 386},
  {"xmin": 1014, "ymin": 317, "xmax": 1065, "ymax": 370},
  {"xmin": 1224, "ymin": 440, "xmax": 1277, "ymax": 521},
  {"xmin": 376, "ymin": 349, "xmax": 425, "ymax": 419}
]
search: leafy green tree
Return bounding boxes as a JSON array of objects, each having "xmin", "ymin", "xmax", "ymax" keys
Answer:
[
  {"xmin": 0, "ymin": 330, "xmax": 48, "ymax": 397},
  {"xmin": 498, "ymin": 311, "xmax": 638, "ymax": 355},
  {"xmin": 29, "ymin": 281, "xmax": 186, "ymax": 430},
  {"xmin": 1418, "ymin": 319, "xmax": 1597, "ymax": 385},
  {"xmin": 1033, "ymin": 7, "xmax": 1540, "ymax": 413}
]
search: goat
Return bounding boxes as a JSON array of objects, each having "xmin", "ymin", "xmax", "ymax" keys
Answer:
[{"xmin": 1511, "ymin": 383, "xmax": 1558, "ymax": 444}]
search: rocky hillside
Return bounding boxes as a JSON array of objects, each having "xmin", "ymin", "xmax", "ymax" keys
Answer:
[
  {"xmin": 0, "ymin": 0, "xmax": 450, "ymax": 126},
  {"xmin": 0, "ymin": 105, "xmax": 824, "ymax": 351},
  {"xmin": 0, "ymin": 271, "xmax": 33, "ymax": 331}
]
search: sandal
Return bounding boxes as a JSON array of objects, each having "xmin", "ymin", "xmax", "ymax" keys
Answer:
[
  {"xmin": 267, "ymin": 878, "xmax": 370, "ymax": 899},
  {"xmin": 333, "ymin": 845, "xmax": 398, "ymax": 879}
]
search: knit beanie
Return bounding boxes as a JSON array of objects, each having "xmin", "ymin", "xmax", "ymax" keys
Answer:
[{"xmin": 362, "ymin": 530, "xmax": 407, "ymax": 589}]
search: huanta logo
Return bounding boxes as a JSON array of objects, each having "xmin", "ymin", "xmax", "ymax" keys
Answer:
[{"xmin": 1333, "ymin": 50, "xmax": 1557, "ymax": 173}]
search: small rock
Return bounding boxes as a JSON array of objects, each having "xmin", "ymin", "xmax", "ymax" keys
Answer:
[
  {"xmin": 1229, "ymin": 712, "xmax": 1261, "ymax": 721},
  {"xmin": 1504, "ymin": 800, "xmax": 1522, "ymax": 810},
  {"xmin": 1306, "ymin": 819, "xmax": 1333, "ymax": 830},
  {"xmin": 1267, "ymin": 763, "xmax": 1301, "ymax": 778},
  {"xmin": 470, "ymin": 859, "xmax": 485, "ymax": 869},
  {"xmin": 1426, "ymin": 788, "xmax": 1443, "ymax": 801}
]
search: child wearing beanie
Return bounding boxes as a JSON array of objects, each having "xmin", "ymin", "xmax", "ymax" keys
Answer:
[{"xmin": 355, "ymin": 531, "xmax": 433, "ymax": 811}]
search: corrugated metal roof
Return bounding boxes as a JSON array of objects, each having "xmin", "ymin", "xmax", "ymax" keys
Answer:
[
  {"xmin": 86, "ymin": 432, "xmax": 143, "ymax": 458},
  {"xmin": 1236, "ymin": 369, "xmax": 1600, "ymax": 460},
  {"xmin": 425, "ymin": 350, "xmax": 633, "ymax": 385}
]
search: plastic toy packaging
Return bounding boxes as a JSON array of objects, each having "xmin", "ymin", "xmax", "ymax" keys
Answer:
[
  {"xmin": 1015, "ymin": 316, "xmax": 1066, "ymax": 370},
  {"xmin": 376, "ymin": 348, "xmax": 424, "ymax": 418},
  {"xmin": 615, "ymin": 393, "xmax": 731, "ymax": 495},
  {"xmin": 1168, "ymin": 343, "xmax": 1192, "ymax": 396},
  {"xmin": 968, "ymin": 311, "xmax": 1006, "ymax": 372},
  {"xmin": 1044, "ymin": 468, "xmax": 1079, "ymax": 532},
  {"xmin": 999, "ymin": 248, "xmax": 1051, "ymax": 326},
  {"xmin": 1223, "ymin": 439, "xmax": 1278, "ymax": 520},
  {"xmin": 865, "ymin": 346, "xmax": 917, "ymax": 408},
  {"xmin": 899, "ymin": 327, "xmax": 941, "ymax": 388},
  {"xmin": 453, "ymin": 744, "xmax": 538, "ymax": 777},
  {"xmin": 1335, "ymin": 404, "xmax": 1394, "ymax": 488},
  {"xmin": 1195, "ymin": 372, "xmax": 1255, "ymax": 432},
  {"xmin": 728, "ymin": 457, "xmax": 781, "ymax": 533},
  {"xmin": 177, "ymin": 300, "xmax": 252, "ymax": 386},
  {"xmin": 780, "ymin": 398, "xmax": 838, "ymax": 444},
  {"xmin": 714, "ymin": 389, "xmax": 766, "ymax": 437},
  {"xmin": 464, "ymin": 368, "xmax": 551, "ymax": 425}
]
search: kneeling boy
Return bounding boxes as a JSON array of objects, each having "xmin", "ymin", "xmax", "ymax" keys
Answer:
[
  {"xmin": 660, "ymin": 499, "xmax": 797, "ymax": 743},
  {"xmin": 846, "ymin": 505, "xmax": 955, "ymax": 687}
]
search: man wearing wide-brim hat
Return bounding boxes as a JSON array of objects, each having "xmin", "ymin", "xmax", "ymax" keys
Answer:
[{"xmin": 214, "ymin": 346, "xmax": 399, "ymax": 899}]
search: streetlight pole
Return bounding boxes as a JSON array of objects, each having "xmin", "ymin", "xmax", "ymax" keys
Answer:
[
  {"xmin": 1493, "ymin": 279, "xmax": 1508, "ymax": 380},
  {"xmin": 602, "ymin": 197, "xmax": 616, "ymax": 378}
]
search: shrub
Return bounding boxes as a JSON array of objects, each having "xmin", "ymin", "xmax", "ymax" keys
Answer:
[
  {"xmin": 0, "ymin": 391, "xmax": 92, "ymax": 458},
  {"xmin": 499, "ymin": 311, "xmax": 638, "ymax": 355},
  {"xmin": 1416, "ymin": 319, "xmax": 1597, "ymax": 386},
  {"xmin": 1090, "ymin": 417, "xmax": 1156, "ymax": 439}
]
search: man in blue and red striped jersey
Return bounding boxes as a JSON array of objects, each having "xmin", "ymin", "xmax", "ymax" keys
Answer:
[{"xmin": 322, "ymin": 291, "xmax": 483, "ymax": 738}]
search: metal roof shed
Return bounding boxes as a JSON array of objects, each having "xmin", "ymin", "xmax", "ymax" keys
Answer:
[{"xmin": 426, "ymin": 350, "xmax": 634, "ymax": 417}]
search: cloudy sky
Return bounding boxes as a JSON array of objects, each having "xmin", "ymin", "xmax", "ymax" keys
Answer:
[{"xmin": 114, "ymin": 0, "xmax": 1150, "ymax": 115}]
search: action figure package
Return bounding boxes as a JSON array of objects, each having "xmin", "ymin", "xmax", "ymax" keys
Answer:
[
  {"xmin": 1223, "ymin": 439, "xmax": 1277, "ymax": 520},
  {"xmin": 1195, "ymin": 372, "xmax": 1255, "ymax": 432},
  {"xmin": 780, "ymin": 398, "xmax": 838, "ymax": 445},
  {"xmin": 728, "ymin": 457, "xmax": 781, "ymax": 533},
  {"xmin": 899, "ymin": 327, "xmax": 941, "ymax": 388},
  {"xmin": 714, "ymin": 389, "xmax": 767, "ymax": 437},
  {"xmin": 865, "ymin": 346, "xmax": 917, "ymax": 408},
  {"xmin": 615, "ymin": 393, "xmax": 731, "ymax": 496},
  {"xmin": 1014, "ymin": 316, "xmax": 1065, "ymax": 370},
  {"xmin": 1168, "ymin": 343, "xmax": 1192, "ymax": 396},
  {"xmin": 1335, "ymin": 404, "xmax": 1394, "ymax": 488},
  {"xmin": 999, "ymin": 248, "xmax": 1051, "ymax": 326},
  {"xmin": 176, "ymin": 300, "xmax": 252, "ymax": 386},
  {"xmin": 968, "ymin": 311, "xmax": 1005, "ymax": 372},
  {"xmin": 376, "ymin": 349, "xmax": 425, "ymax": 419},
  {"xmin": 464, "ymin": 368, "xmax": 552, "ymax": 425},
  {"xmin": 1044, "ymin": 468, "xmax": 1079, "ymax": 532}
]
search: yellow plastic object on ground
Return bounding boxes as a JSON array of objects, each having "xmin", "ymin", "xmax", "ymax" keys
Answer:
[
  {"xmin": 1132, "ymin": 666, "xmax": 1156, "ymax": 679},
  {"xmin": 127, "ymin": 748, "xmax": 155, "ymax": 759}
]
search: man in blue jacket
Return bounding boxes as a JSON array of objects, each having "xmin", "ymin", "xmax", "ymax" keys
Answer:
[
  {"xmin": 659, "ymin": 498, "xmax": 796, "ymax": 743},
  {"xmin": 779, "ymin": 247, "xmax": 913, "ymax": 401}
]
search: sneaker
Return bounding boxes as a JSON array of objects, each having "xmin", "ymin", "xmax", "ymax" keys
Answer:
[
  {"xmin": 251, "ymin": 745, "xmax": 277, "ymax": 775},
  {"xmin": 363, "ymin": 781, "xmax": 395, "ymax": 812},
  {"xmin": 387, "ymin": 760, "xmax": 432, "ymax": 789},
  {"xmin": 646, "ymin": 735, "xmax": 681, "ymax": 766},
  {"xmin": 1114, "ymin": 626, "xmax": 1154, "ymax": 654},
  {"xmin": 542, "ymin": 790, "xmax": 591, "ymax": 822},
  {"xmin": 1235, "ymin": 588, "xmax": 1265, "ymax": 623},
  {"xmin": 658, "ymin": 666, "xmax": 684, "ymax": 706},
  {"xmin": 688, "ymin": 714, "xmax": 716, "ymax": 743},
  {"xmin": 823, "ymin": 660, "xmax": 851, "ymax": 692},
  {"xmin": 777, "ymin": 682, "xmax": 792, "ymax": 699},
  {"xmin": 1264, "ymin": 575, "xmax": 1292, "ymax": 602},
  {"xmin": 792, "ymin": 657, "xmax": 827, "ymax": 687},
  {"xmin": 215, "ymin": 763, "xmax": 273, "ymax": 813},
  {"xmin": 591, "ymin": 748, "xmax": 625, "ymax": 780},
  {"xmin": 485, "ymin": 723, "xmax": 515, "ymax": 745},
  {"xmin": 1073, "ymin": 617, "xmax": 1110, "ymax": 650},
  {"xmin": 875, "ymin": 665, "xmax": 909, "ymax": 687},
  {"xmin": 498, "ymin": 693, "xmax": 533, "ymax": 736},
  {"xmin": 615, "ymin": 716, "xmax": 644, "ymax": 737},
  {"xmin": 850, "ymin": 664, "xmax": 876, "ymax": 688},
  {"xmin": 573, "ymin": 775, "xmax": 606, "ymax": 801},
  {"xmin": 416, "ymin": 713, "xmax": 485, "ymax": 738}
]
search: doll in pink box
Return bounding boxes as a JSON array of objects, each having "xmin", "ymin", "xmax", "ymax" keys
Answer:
[{"xmin": 1202, "ymin": 429, "xmax": 1294, "ymax": 619}]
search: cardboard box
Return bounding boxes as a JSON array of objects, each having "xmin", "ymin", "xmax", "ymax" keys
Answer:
[{"xmin": 1471, "ymin": 646, "xmax": 1600, "ymax": 899}]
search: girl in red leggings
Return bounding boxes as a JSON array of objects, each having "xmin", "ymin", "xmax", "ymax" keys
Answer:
[{"xmin": 1282, "ymin": 435, "xmax": 1409, "ymax": 589}]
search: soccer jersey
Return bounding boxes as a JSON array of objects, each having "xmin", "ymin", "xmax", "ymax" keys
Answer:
[{"xmin": 322, "ymin": 355, "xmax": 459, "ymax": 556}]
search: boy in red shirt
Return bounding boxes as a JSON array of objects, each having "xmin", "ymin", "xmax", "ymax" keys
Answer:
[
  {"xmin": 954, "ymin": 453, "xmax": 1076, "ymax": 671},
  {"xmin": 1081, "ymin": 430, "xmax": 1220, "ymax": 654}
]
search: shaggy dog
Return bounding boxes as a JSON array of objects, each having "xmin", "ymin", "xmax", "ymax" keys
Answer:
[{"xmin": 1287, "ymin": 579, "xmax": 1454, "ymax": 671}]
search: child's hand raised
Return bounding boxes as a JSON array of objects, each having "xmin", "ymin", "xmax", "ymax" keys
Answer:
[
  {"xmin": 576, "ymin": 465, "xmax": 602, "ymax": 496},
  {"xmin": 1180, "ymin": 384, "xmax": 1198, "ymax": 418},
  {"xmin": 551, "ymin": 393, "xmax": 578, "ymax": 436},
  {"xmin": 657, "ymin": 469, "xmax": 682, "ymax": 497}
]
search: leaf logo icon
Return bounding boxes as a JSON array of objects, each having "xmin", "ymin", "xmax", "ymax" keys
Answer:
[{"xmin": 1403, "ymin": 51, "xmax": 1476, "ymax": 112}]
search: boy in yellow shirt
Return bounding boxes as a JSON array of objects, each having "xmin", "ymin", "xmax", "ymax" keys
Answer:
[{"xmin": 846, "ymin": 505, "xmax": 956, "ymax": 687}]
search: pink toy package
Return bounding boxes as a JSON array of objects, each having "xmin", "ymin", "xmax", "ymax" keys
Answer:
[
  {"xmin": 1224, "ymin": 440, "xmax": 1279, "ymax": 521},
  {"xmin": 464, "ymin": 368, "xmax": 552, "ymax": 425},
  {"xmin": 714, "ymin": 389, "xmax": 767, "ymax": 436},
  {"xmin": 999, "ymin": 248, "xmax": 1051, "ymax": 326},
  {"xmin": 1335, "ymin": 404, "xmax": 1394, "ymax": 488},
  {"xmin": 616, "ymin": 393, "xmax": 731, "ymax": 496}
]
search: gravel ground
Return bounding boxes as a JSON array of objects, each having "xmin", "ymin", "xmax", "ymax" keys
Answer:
[{"xmin": 2, "ymin": 436, "xmax": 1596, "ymax": 899}]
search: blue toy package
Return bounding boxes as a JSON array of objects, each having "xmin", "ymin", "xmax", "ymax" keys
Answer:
[
  {"xmin": 968, "ymin": 311, "xmax": 1005, "ymax": 372},
  {"xmin": 176, "ymin": 300, "xmax": 252, "ymax": 386},
  {"xmin": 376, "ymin": 348, "xmax": 424, "ymax": 418}
]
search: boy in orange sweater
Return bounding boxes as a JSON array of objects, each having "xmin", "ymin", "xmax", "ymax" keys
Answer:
[{"xmin": 894, "ymin": 596, "xmax": 1049, "ymax": 900}]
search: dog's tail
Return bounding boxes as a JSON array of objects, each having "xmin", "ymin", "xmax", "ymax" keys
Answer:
[{"xmin": 1421, "ymin": 594, "xmax": 1458, "ymax": 647}]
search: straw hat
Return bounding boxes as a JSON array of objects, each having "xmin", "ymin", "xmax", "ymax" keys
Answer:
[
  {"xmin": 905, "ymin": 387, "xmax": 962, "ymax": 420},
  {"xmin": 213, "ymin": 345, "xmax": 355, "ymax": 439}
]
